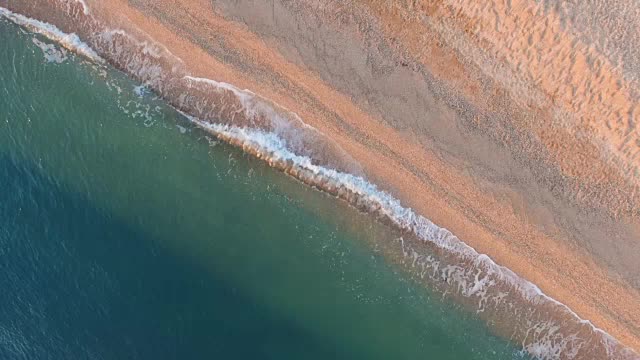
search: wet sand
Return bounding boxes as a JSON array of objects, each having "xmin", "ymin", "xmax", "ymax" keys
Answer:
[{"xmin": 4, "ymin": 0, "xmax": 640, "ymax": 355}]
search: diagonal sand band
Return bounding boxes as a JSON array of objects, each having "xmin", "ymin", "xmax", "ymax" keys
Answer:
[{"xmin": 4, "ymin": 0, "xmax": 640, "ymax": 356}]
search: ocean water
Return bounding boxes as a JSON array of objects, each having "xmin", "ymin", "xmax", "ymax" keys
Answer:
[{"xmin": 0, "ymin": 19, "xmax": 530, "ymax": 359}]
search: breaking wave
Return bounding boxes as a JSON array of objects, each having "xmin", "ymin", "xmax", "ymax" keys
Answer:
[
  {"xmin": 0, "ymin": 7, "xmax": 102, "ymax": 63},
  {"xmin": 1, "ymin": 3, "xmax": 638, "ymax": 359}
]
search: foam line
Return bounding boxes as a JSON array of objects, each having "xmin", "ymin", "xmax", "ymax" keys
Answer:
[{"xmin": 0, "ymin": 6, "xmax": 103, "ymax": 63}]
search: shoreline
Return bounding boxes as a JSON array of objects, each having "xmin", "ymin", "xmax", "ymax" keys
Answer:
[{"xmin": 3, "ymin": 1, "xmax": 639, "ymax": 358}]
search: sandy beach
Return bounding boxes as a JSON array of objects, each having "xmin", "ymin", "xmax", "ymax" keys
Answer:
[{"xmin": 4, "ymin": 0, "xmax": 640, "ymax": 356}]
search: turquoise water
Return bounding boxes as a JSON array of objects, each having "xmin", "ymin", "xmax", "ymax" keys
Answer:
[{"xmin": 0, "ymin": 20, "xmax": 528, "ymax": 359}]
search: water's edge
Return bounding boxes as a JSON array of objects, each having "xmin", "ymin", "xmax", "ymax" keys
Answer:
[{"xmin": 0, "ymin": 4, "xmax": 637, "ymax": 359}]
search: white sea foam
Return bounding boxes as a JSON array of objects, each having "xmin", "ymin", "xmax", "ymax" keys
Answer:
[
  {"xmin": 1, "ymin": 7, "xmax": 637, "ymax": 358},
  {"xmin": 184, "ymin": 76, "xmax": 256, "ymax": 104},
  {"xmin": 183, "ymin": 76, "xmax": 353, "ymax": 156},
  {"xmin": 90, "ymin": 27, "xmax": 185, "ymax": 93},
  {"xmin": 183, "ymin": 75, "xmax": 323, "ymax": 136},
  {"xmin": 32, "ymin": 38, "xmax": 68, "ymax": 64},
  {"xmin": 183, "ymin": 75, "xmax": 363, "ymax": 174},
  {"xmin": 133, "ymin": 85, "xmax": 147, "ymax": 97},
  {"xmin": 0, "ymin": 7, "xmax": 102, "ymax": 64}
]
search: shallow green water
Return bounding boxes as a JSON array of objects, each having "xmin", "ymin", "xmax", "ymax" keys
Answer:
[{"xmin": 0, "ymin": 20, "xmax": 527, "ymax": 359}]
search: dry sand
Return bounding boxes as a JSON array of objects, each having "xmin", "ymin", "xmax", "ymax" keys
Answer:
[{"xmin": 4, "ymin": 0, "xmax": 640, "ymax": 355}]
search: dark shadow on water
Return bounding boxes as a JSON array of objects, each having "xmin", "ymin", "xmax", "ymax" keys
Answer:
[{"xmin": 0, "ymin": 155, "xmax": 344, "ymax": 360}]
